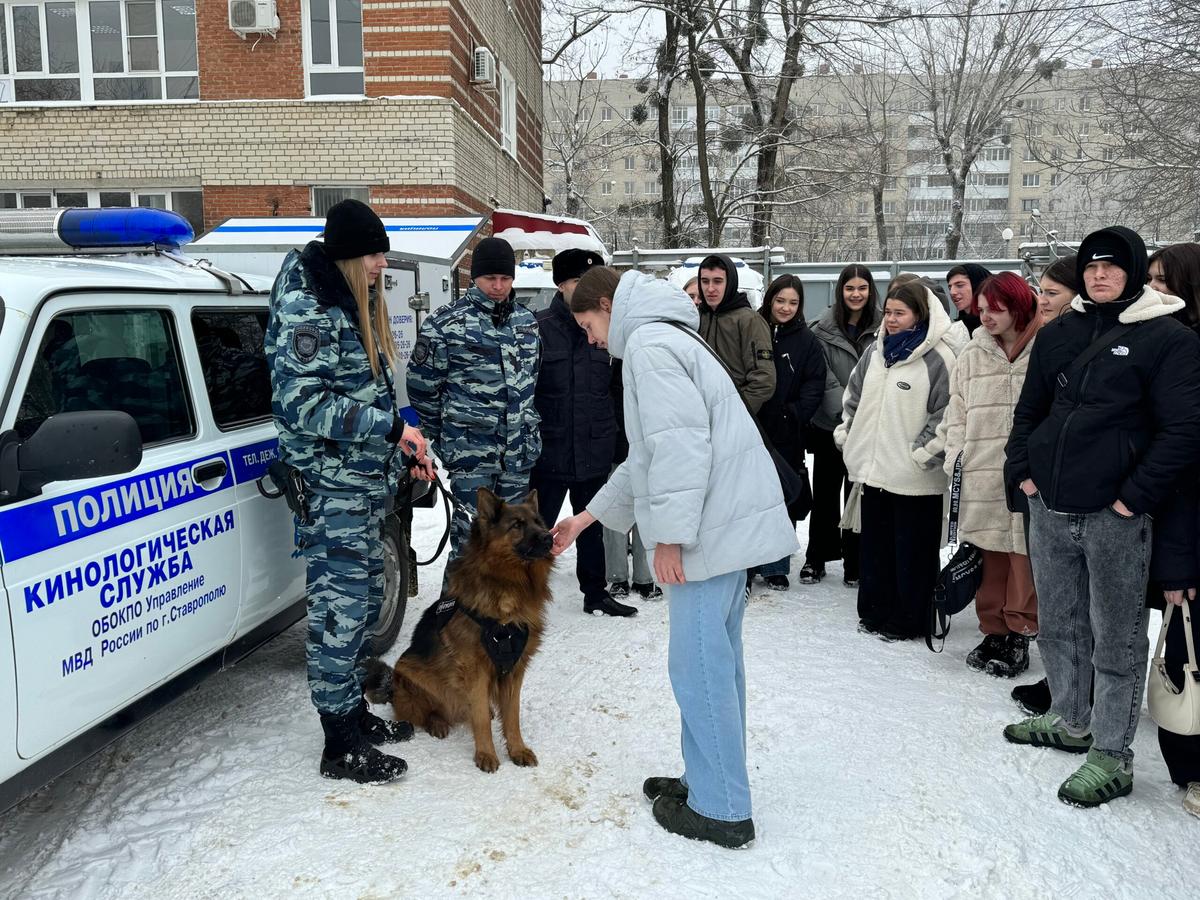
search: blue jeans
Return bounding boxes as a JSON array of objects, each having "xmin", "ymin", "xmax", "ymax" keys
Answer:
[
  {"xmin": 667, "ymin": 569, "xmax": 751, "ymax": 822},
  {"xmin": 1028, "ymin": 498, "xmax": 1152, "ymax": 763}
]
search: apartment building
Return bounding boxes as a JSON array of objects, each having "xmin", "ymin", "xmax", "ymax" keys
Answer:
[
  {"xmin": 0, "ymin": 0, "xmax": 544, "ymax": 232},
  {"xmin": 544, "ymin": 64, "xmax": 1141, "ymax": 260}
]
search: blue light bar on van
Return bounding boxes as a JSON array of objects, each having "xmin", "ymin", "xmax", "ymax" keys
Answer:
[{"xmin": 0, "ymin": 207, "xmax": 194, "ymax": 253}]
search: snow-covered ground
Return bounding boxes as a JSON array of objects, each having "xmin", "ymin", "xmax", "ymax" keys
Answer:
[{"xmin": 0, "ymin": 501, "xmax": 1195, "ymax": 899}]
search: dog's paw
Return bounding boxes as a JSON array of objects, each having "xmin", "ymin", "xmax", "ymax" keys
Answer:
[
  {"xmin": 427, "ymin": 715, "xmax": 450, "ymax": 739},
  {"xmin": 509, "ymin": 747, "xmax": 538, "ymax": 767},
  {"xmin": 475, "ymin": 750, "xmax": 500, "ymax": 773}
]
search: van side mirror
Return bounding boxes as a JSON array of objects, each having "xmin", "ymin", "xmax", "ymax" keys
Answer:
[{"xmin": 0, "ymin": 412, "xmax": 143, "ymax": 504}]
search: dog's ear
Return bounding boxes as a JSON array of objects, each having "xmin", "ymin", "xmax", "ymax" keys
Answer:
[
  {"xmin": 524, "ymin": 489, "xmax": 539, "ymax": 514},
  {"xmin": 476, "ymin": 487, "xmax": 502, "ymax": 521}
]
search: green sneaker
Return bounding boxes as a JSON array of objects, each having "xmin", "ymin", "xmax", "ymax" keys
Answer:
[
  {"xmin": 1003, "ymin": 713, "xmax": 1093, "ymax": 753},
  {"xmin": 1058, "ymin": 749, "xmax": 1133, "ymax": 807}
]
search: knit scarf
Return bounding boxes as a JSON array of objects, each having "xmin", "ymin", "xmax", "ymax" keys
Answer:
[{"xmin": 882, "ymin": 322, "xmax": 928, "ymax": 367}]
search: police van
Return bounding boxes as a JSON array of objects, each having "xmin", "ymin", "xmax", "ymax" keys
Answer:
[{"xmin": 0, "ymin": 208, "xmax": 424, "ymax": 812}]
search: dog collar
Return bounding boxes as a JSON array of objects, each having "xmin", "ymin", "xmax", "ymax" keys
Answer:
[{"xmin": 440, "ymin": 597, "xmax": 529, "ymax": 676}]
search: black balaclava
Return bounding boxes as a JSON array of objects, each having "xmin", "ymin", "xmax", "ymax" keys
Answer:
[{"xmin": 1076, "ymin": 226, "xmax": 1148, "ymax": 304}]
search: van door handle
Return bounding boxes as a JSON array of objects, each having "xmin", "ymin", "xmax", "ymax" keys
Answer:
[{"xmin": 192, "ymin": 459, "xmax": 228, "ymax": 486}]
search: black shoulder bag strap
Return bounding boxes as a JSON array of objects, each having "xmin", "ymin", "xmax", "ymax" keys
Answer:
[
  {"xmin": 1056, "ymin": 322, "xmax": 1135, "ymax": 390},
  {"xmin": 947, "ymin": 450, "xmax": 964, "ymax": 546},
  {"xmin": 667, "ymin": 321, "xmax": 763, "ymax": 427}
]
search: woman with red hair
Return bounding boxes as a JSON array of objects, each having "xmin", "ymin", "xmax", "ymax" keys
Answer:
[{"xmin": 938, "ymin": 272, "xmax": 1044, "ymax": 676}]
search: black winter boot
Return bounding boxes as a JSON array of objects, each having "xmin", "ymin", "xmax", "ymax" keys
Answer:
[
  {"xmin": 966, "ymin": 634, "xmax": 1007, "ymax": 671},
  {"xmin": 360, "ymin": 703, "xmax": 414, "ymax": 745},
  {"xmin": 643, "ymin": 776, "xmax": 688, "ymax": 802},
  {"xmin": 609, "ymin": 581, "xmax": 631, "ymax": 599},
  {"xmin": 986, "ymin": 634, "xmax": 1031, "ymax": 678},
  {"xmin": 633, "ymin": 581, "xmax": 664, "ymax": 600},
  {"xmin": 319, "ymin": 710, "xmax": 407, "ymax": 784},
  {"xmin": 1012, "ymin": 678, "xmax": 1052, "ymax": 716},
  {"xmin": 651, "ymin": 795, "xmax": 755, "ymax": 849}
]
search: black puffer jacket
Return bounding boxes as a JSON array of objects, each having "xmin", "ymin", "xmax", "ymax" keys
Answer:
[
  {"xmin": 1005, "ymin": 286, "xmax": 1200, "ymax": 515},
  {"xmin": 532, "ymin": 293, "xmax": 617, "ymax": 481},
  {"xmin": 756, "ymin": 310, "xmax": 827, "ymax": 470}
]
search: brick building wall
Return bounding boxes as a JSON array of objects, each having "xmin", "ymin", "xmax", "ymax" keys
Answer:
[{"xmin": 1, "ymin": 0, "xmax": 542, "ymax": 231}]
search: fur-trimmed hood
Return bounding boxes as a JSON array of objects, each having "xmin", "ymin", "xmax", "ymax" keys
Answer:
[
  {"xmin": 1068, "ymin": 284, "xmax": 1185, "ymax": 323},
  {"xmin": 298, "ymin": 240, "xmax": 362, "ymax": 330}
]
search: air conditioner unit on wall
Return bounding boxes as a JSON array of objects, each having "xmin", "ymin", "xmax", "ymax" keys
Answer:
[
  {"xmin": 229, "ymin": 0, "xmax": 279, "ymax": 37},
  {"xmin": 472, "ymin": 47, "xmax": 496, "ymax": 86}
]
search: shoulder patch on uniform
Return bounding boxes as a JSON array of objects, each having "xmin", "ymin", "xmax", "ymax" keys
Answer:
[
  {"xmin": 411, "ymin": 336, "xmax": 431, "ymax": 366},
  {"xmin": 292, "ymin": 324, "xmax": 321, "ymax": 363},
  {"xmin": 756, "ymin": 348, "xmax": 774, "ymax": 361}
]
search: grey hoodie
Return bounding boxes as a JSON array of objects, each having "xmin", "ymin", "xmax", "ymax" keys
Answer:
[{"xmin": 586, "ymin": 271, "xmax": 798, "ymax": 581}]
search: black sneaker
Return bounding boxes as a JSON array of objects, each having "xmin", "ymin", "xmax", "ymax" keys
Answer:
[
  {"xmin": 843, "ymin": 577, "xmax": 859, "ymax": 589},
  {"xmin": 966, "ymin": 634, "xmax": 1008, "ymax": 671},
  {"xmin": 643, "ymin": 776, "xmax": 688, "ymax": 802},
  {"xmin": 986, "ymin": 634, "xmax": 1031, "ymax": 679},
  {"xmin": 609, "ymin": 581, "xmax": 631, "ymax": 599},
  {"xmin": 651, "ymin": 795, "xmax": 755, "ymax": 849},
  {"xmin": 799, "ymin": 563, "xmax": 824, "ymax": 584},
  {"xmin": 1012, "ymin": 678, "xmax": 1052, "ymax": 716},
  {"xmin": 764, "ymin": 574, "xmax": 789, "ymax": 591},
  {"xmin": 632, "ymin": 582, "xmax": 664, "ymax": 600},
  {"xmin": 585, "ymin": 593, "xmax": 638, "ymax": 617},
  {"xmin": 360, "ymin": 707, "xmax": 414, "ymax": 745}
]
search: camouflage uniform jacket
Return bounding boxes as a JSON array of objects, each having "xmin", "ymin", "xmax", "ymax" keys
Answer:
[
  {"xmin": 265, "ymin": 242, "xmax": 403, "ymax": 498},
  {"xmin": 406, "ymin": 286, "xmax": 542, "ymax": 472}
]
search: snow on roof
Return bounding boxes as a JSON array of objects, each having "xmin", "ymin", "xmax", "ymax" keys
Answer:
[{"xmin": 492, "ymin": 209, "xmax": 608, "ymax": 257}]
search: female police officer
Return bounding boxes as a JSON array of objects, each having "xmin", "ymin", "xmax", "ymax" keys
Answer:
[{"xmin": 266, "ymin": 199, "xmax": 432, "ymax": 784}]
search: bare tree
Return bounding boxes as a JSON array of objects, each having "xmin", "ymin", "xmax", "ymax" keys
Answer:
[{"xmin": 890, "ymin": 0, "xmax": 1081, "ymax": 258}]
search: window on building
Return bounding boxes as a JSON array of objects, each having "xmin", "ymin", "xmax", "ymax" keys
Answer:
[
  {"xmin": 644, "ymin": 180, "xmax": 656, "ymax": 195},
  {"xmin": 907, "ymin": 175, "xmax": 922, "ymax": 188},
  {"xmin": 0, "ymin": 0, "xmax": 198, "ymax": 103},
  {"xmin": 304, "ymin": 0, "xmax": 364, "ymax": 96},
  {"xmin": 312, "ymin": 186, "xmax": 368, "ymax": 216},
  {"xmin": 1023, "ymin": 145, "xmax": 1037, "ymax": 162},
  {"xmin": 1054, "ymin": 97, "xmax": 1067, "ymax": 111},
  {"xmin": 499, "ymin": 66, "xmax": 517, "ymax": 157},
  {"xmin": 927, "ymin": 174, "xmax": 951, "ymax": 188},
  {"xmin": 0, "ymin": 185, "xmax": 202, "ymax": 230},
  {"xmin": 623, "ymin": 180, "xmax": 634, "ymax": 195},
  {"xmin": 1050, "ymin": 172, "xmax": 1064, "ymax": 186},
  {"xmin": 601, "ymin": 181, "xmax": 612, "ymax": 196},
  {"xmin": 1079, "ymin": 122, "xmax": 1090, "ymax": 137},
  {"xmin": 883, "ymin": 176, "xmax": 898, "ymax": 190},
  {"xmin": 601, "ymin": 107, "xmax": 612, "ymax": 121},
  {"xmin": 600, "ymin": 131, "xmax": 611, "ymax": 147},
  {"xmin": 624, "ymin": 156, "xmax": 635, "ymax": 170},
  {"xmin": 882, "ymin": 201, "xmax": 896, "ymax": 215},
  {"xmin": 1021, "ymin": 198, "xmax": 1038, "ymax": 212},
  {"xmin": 1079, "ymin": 95, "xmax": 1091, "ymax": 111},
  {"xmin": 1022, "ymin": 174, "xmax": 1040, "ymax": 187}
]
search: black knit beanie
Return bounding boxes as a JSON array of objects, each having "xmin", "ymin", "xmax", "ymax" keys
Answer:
[
  {"xmin": 961, "ymin": 263, "xmax": 992, "ymax": 294},
  {"xmin": 322, "ymin": 199, "xmax": 389, "ymax": 260},
  {"xmin": 1076, "ymin": 226, "xmax": 1148, "ymax": 303},
  {"xmin": 471, "ymin": 237, "xmax": 516, "ymax": 279},
  {"xmin": 552, "ymin": 248, "xmax": 601, "ymax": 286}
]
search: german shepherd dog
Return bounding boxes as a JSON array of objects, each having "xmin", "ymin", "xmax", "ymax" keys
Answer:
[{"xmin": 365, "ymin": 488, "xmax": 554, "ymax": 772}]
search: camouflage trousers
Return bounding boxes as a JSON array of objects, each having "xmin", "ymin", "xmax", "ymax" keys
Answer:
[
  {"xmin": 447, "ymin": 467, "xmax": 532, "ymax": 565},
  {"xmin": 298, "ymin": 491, "xmax": 385, "ymax": 716}
]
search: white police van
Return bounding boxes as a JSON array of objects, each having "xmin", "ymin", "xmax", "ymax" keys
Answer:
[{"xmin": 0, "ymin": 208, "xmax": 419, "ymax": 812}]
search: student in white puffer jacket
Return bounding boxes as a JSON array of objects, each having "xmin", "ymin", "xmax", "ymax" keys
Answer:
[
  {"xmin": 835, "ymin": 280, "xmax": 957, "ymax": 640},
  {"xmin": 549, "ymin": 266, "xmax": 796, "ymax": 850}
]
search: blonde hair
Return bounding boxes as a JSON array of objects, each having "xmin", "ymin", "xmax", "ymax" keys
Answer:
[{"xmin": 335, "ymin": 257, "xmax": 396, "ymax": 378}]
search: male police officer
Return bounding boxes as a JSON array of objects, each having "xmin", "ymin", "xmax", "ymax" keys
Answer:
[{"xmin": 407, "ymin": 237, "xmax": 542, "ymax": 563}]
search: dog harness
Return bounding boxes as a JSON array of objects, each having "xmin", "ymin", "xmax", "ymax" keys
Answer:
[{"xmin": 433, "ymin": 596, "xmax": 529, "ymax": 676}]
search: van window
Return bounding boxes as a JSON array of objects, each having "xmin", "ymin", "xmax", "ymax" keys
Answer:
[
  {"xmin": 16, "ymin": 309, "xmax": 194, "ymax": 444},
  {"xmin": 192, "ymin": 309, "xmax": 271, "ymax": 428}
]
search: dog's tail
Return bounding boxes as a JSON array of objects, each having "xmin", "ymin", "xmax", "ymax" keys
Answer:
[{"xmin": 362, "ymin": 657, "xmax": 394, "ymax": 704}]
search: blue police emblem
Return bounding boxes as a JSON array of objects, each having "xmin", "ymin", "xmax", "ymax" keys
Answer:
[{"xmin": 293, "ymin": 324, "xmax": 320, "ymax": 363}]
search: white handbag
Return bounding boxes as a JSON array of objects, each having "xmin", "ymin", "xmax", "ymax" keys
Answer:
[{"xmin": 1147, "ymin": 600, "xmax": 1200, "ymax": 736}]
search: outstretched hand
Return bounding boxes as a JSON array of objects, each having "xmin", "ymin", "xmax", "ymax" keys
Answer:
[{"xmin": 551, "ymin": 512, "xmax": 596, "ymax": 556}]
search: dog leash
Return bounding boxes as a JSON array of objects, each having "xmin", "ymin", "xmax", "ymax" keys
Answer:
[{"xmin": 413, "ymin": 472, "xmax": 470, "ymax": 567}]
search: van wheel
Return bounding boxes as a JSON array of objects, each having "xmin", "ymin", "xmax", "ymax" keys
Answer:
[{"xmin": 368, "ymin": 516, "xmax": 408, "ymax": 655}]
